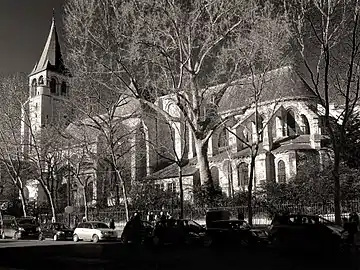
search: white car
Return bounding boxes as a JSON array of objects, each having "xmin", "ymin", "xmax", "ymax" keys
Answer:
[{"xmin": 73, "ymin": 221, "xmax": 117, "ymax": 243}]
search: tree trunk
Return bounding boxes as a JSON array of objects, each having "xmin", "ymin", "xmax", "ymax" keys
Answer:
[
  {"xmin": 247, "ymin": 155, "xmax": 256, "ymax": 226},
  {"xmin": 18, "ymin": 188, "xmax": 27, "ymax": 217},
  {"xmin": 83, "ymin": 188, "xmax": 88, "ymax": 221},
  {"xmin": 43, "ymin": 185, "xmax": 56, "ymax": 222},
  {"xmin": 179, "ymin": 165, "xmax": 184, "ymax": 219},
  {"xmin": 194, "ymin": 139, "xmax": 212, "ymax": 185},
  {"xmin": 333, "ymin": 147, "xmax": 341, "ymax": 225},
  {"xmin": 115, "ymin": 169, "xmax": 130, "ymax": 222}
]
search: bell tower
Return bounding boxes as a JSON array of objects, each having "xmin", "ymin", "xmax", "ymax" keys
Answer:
[{"xmin": 21, "ymin": 15, "xmax": 71, "ymax": 156}]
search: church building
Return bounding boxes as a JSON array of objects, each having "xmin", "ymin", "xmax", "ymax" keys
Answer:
[{"xmin": 21, "ymin": 16, "xmax": 333, "ymax": 207}]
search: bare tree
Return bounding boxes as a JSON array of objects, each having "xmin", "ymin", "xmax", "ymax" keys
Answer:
[
  {"xmin": 285, "ymin": 0, "xmax": 360, "ymax": 224},
  {"xmin": 64, "ymin": 0, "xmax": 291, "ymax": 194},
  {"xmin": 0, "ymin": 74, "xmax": 31, "ymax": 216},
  {"xmin": 143, "ymin": 112, "xmax": 189, "ymax": 218},
  {"xmin": 64, "ymin": 144, "xmax": 94, "ymax": 221},
  {"xmin": 224, "ymin": 69, "xmax": 285, "ymax": 225},
  {"xmin": 65, "ymin": 77, "xmax": 142, "ymax": 222},
  {"xmin": 23, "ymin": 125, "xmax": 65, "ymax": 222}
]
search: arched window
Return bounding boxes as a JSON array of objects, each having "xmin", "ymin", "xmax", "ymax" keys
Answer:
[
  {"xmin": 277, "ymin": 160, "xmax": 286, "ymax": 183},
  {"xmin": 61, "ymin": 81, "xmax": 67, "ymax": 96},
  {"xmin": 211, "ymin": 166, "xmax": 220, "ymax": 186},
  {"xmin": 237, "ymin": 163, "xmax": 249, "ymax": 187},
  {"xmin": 38, "ymin": 76, "xmax": 44, "ymax": 85},
  {"xmin": 193, "ymin": 170, "xmax": 201, "ymax": 187},
  {"xmin": 50, "ymin": 78, "xmax": 57, "ymax": 94},
  {"xmin": 286, "ymin": 110, "xmax": 296, "ymax": 136},
  {"xmin": 257, "ymin": 115, "xmax": 264, "ymax": 142},
  {"xmin": 301, "ymin": 114, "xmax": 310, "ymax": 135},
  {"xmin": 31, "ymin": 79, "xmax": 37, "ymax": 97},
  {"xmin": 218, "ymin": 128, "xmax": 227, "ymax": 148},
  {"xmin": 86, "ymin": 182, "xmax": 94, "ymax": 203},
  {"xmin": 223, "ymin": 160, "xmax": 233, "ymax": 197}
]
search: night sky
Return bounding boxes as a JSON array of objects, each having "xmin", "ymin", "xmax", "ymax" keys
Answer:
[{"xmin": 0, "ymin": 0, "xmax": 66, "ymax": 74}]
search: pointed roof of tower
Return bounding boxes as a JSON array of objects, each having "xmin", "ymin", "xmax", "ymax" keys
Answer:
[{"xmin": 30, "ymin": 14, "xmax": 69, "ymax": 76}]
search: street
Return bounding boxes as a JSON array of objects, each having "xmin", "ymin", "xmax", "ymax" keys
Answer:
[{"xmin": 0, "ymin": 240, "xmax": 358, "ymax": 269}]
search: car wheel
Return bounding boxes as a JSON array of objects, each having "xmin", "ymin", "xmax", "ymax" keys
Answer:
[
  {"xmin": 1, "ymin": 231, "xmax": 5, "ymax": 239},
  {"xmin": 53, "ymin": 234, "xmax": 58, "ymax": 241},
  {"xmin": 38, "ymin": 233, "xmax": 44, "ymax": 241},
  {"xmin": 13, "ymin": 232, "xmax": 19, "ymax": 240},
  {"xmin": 73, "ymin": 234, "xmax": 79, "ymax": 242},
  {"xmin": 92, "ymin": 234, "xmax": 99, "ymax": 243}
]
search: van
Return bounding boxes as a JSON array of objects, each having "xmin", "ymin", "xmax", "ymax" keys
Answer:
[{"xmin": 205, "ymin": 210, "xmax": 231, "ymax": 228}]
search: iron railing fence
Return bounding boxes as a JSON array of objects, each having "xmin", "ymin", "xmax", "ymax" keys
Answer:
[{"xmin": 52, "ymin": 200, "xmax": 360, "ymax": 228}]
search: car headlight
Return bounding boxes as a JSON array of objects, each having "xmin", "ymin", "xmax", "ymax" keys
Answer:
[
  {"xmin": 57, "ymin": 231, "xmax": 64, "ymax": 235},
  {"xmin": 18, "ymin": 227, "xmax": 25, "ymax": 232}
]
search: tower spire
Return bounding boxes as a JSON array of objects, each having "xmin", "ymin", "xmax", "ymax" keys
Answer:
[{"xmin": 30, "ymin": 13, "xmax": 68, "ymax": 76}]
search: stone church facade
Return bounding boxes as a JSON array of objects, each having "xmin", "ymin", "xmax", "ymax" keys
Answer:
[{"xmin": 21, "ymin": 16, "xmax": 331, "ymax": 207}]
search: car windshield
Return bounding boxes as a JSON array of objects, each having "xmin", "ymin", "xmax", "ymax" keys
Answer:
[
  {"xmin": 17, "ymin": 219, "xmax": 37, "ymax": 225},
  {"xmin": 92, "ymin": 222, "xmax": 109, "ymax": 229}
]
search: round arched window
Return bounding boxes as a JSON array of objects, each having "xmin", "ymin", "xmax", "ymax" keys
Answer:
[{"xmin": 38, "ymin": 76, "xmax": 44, "ymax": 85}]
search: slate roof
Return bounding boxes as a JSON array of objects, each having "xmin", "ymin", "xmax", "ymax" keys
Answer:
[
  {"xmin": 30, "ymin": 17, "xmax": 69, "ymax": 76},
  {"xmin": 218, "ymin": 66, "xmax": 317, "ymax": 112}
]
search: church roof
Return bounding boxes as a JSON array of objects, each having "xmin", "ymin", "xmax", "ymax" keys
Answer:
[
  {"xmin": 218, "ymin": 66, "xmax": 317, "ymax": 112},
  {"xmin": 30, "ymin": 17, "xmax": 69, "ymax": 76}
]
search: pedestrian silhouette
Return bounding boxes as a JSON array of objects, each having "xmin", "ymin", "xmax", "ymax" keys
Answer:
[{"xmin": 109, "ymin": 218, "xmax": 115, "ymax": 230}]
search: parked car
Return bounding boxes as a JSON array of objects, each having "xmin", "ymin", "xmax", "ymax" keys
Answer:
[
  {"xmin": 1, "ymin": 216, "xmax": 41, "ymax": 240},
  {"xmin": 39, "ymin": 222, "xmax": 74, "ymax": 241},
  {"xmin": 206, "ymin": 220, "xmax": 268, "ymax": 247},
  {"xmin": 121, "ymin": 219, "xmax": 154, "ymax": 245},
  {"xmin": 267, "ymin": 214, "xmax": 347, "ymax": 250},
  {"xmin": 151, "ymin": 219, "xmax": 211, "ymax": 247},
  {"xmin": 73, "ymin": 221, "xmax": 118, "ymax": 243}
]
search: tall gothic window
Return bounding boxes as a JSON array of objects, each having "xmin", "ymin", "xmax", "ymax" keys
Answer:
[
  {"xmin": 218, "ymin": 128, "xmax": 227, "ymax": 148},
  {"xmin": 86, "ymin": 181, "xmax": 94, "ymax": 203},
  {"xmin": 211, "ymin": 167, "xmax": 220, "ymax": 186},
  {"xmin": 223, "ymin": 160, "xmax": 233, "ymax": 197},
  {"xmin": 31, "ymin": 79, "xmax": 37, "ymax": 97},
  {"xmin": 277, "ymin": 160, "xmax": 286, "ymax": 183},
  {"xmin": 287, "ymin": 110, "xmax": 296, "ymax": 136},
  {"xmin": 237, "ymin": 163, "xmax": 249, "ymax": 187},
  {"xmin": 61, "ymin": 81, "xmax": 67, "ymax": 96},
  {"xmin": 257, "ymin": 115, "xmax": 264, "ymax": 142},
  {"xmin": 301, "ymin": 114, "xmax": 310, "ymax": 135},
  {"xmin": 50, "ymin": 78, "xmax": 57, "ymax": 94}
]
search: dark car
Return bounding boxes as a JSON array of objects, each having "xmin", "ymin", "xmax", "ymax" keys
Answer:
[
  {"xmin": 268, "ymin": 214, "xmax": 346, "ymax": 250},
  {"xmin": 121, "ymin": 220, "xmax": 154, "ymax": 245},
  {"xmin": 39, "ymin": 222, "xmax": 74, "ymax": 241},
  {"xmin": 206, "ymin": 220, "xmax": 268, "ymax": 247},
  {"xmin": 1, "ymin": 216, "xmax": 41, "ymax": 240},
  {"xmin": 152, "ymin": 219, "xmax": 210, "ymax": 247},
  {"xmin": 206, "ymin": 210, "xmax": 231, "ymax": 229}
]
